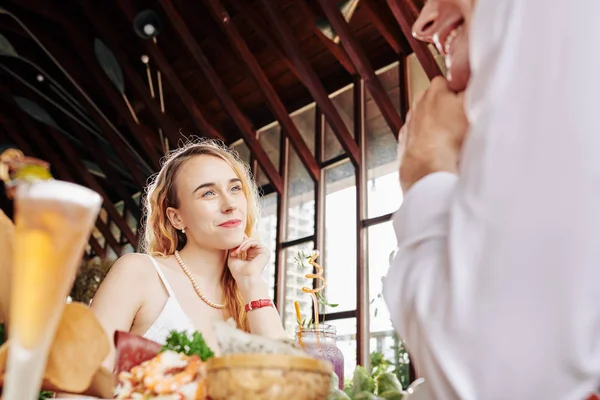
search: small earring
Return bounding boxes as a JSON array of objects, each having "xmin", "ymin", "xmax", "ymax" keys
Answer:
[{"xmin": 181, "ymin": 228, "xmax": 186, "ymax": 234}]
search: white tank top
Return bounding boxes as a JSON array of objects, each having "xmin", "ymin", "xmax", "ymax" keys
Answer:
[{"xmin": 142, "ymin": 256, "xmax": 195, "ymax": 344}]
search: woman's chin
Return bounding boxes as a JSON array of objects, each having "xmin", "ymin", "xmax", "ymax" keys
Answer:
[{"xmin": 222, "ymin": 233, "xmax": 245, "ymax": 250}]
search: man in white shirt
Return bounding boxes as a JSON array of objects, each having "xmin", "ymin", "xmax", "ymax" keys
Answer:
[{"xmin": 383, "ymin": 0, "xmax": 600, "ymax": 399}]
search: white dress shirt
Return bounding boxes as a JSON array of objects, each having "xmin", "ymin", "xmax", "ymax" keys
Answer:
[{"xmin": 383, "ymin": 1, "xmax": 600, "ymax": 399}]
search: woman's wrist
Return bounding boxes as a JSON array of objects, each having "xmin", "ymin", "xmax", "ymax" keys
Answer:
[{"xmin": 235, "ymin": 276, "xmax": 270, "ymax": 302}]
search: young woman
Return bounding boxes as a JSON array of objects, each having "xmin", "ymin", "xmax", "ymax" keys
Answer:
[{"xmin": 91, "ymin": 139, "xmax": 285, "ymax": 368}]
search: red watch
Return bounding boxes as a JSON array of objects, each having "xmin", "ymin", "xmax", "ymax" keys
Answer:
[{"xmin": 245, "ymin": 298, "xmax": 274, "ymax": 312}]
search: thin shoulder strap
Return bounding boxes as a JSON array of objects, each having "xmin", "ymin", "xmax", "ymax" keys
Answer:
[{"xmin": 147, "ymin": 255, "xmax": 175, "ymax": 297}]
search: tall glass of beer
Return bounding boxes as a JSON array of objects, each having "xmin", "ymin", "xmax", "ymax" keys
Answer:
[{"xmin": 2, "ymin": 179, "xmax": 102, "ymax": 400}]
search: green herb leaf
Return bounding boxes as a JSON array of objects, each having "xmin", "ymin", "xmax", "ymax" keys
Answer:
[{"xmin": 161, "ymin": 330, "xmax": 215, "ymax": 361}]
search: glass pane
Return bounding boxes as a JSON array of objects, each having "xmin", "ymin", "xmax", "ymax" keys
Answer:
[
  {"xmin": 324, "ymin": 85, "xmax": 354, "ymax": 161},
  {"xmin": 283, "ymin": 241, "xmax": 315, "ymax": 335},
  {"xmin": 290, "ymin": 104, "xmax": 316, "ymax": 156},
  {"xmin": 376, "ymin": 64, "xmax": 401, "ymax": 113},
  {"xmin": 231, "ymin": 140, "xmax": 251, "ymax": 166},
  {"xmin": 125, "ymin": 209, "xmax": 138, "ymax": 235},
  {"xmin": 367, "ymin": 221, "xmax": 411, "ymax": 389},
  {"xmin": 256, "ymin": 166, "xmax": 268, "ymax": 188},
  {"xmin": 328, "ymin": 317, "xmax": 357, "ymax": 385},
  {"xmin": 367, "ymin": 63, "xmax": 403, "ymax": 218},
  {"xmin": 323, "ymin": 161, "xmax": 356, "ymax": 313},
  {"xmin": 258, "ymin": 192, "xmax": 278, "ymax": 300},
  {"xmin": 257, "ymin": 124, "xmax": 281, "ymax": 186},
  {"xmin": 368, "ymin": 221, "xmax": 396, "ymax": 335},
  {"xmin": 367, "ymin": 171, "xmax": 402, "ymax": 219},
  {"xmin": 286, "ymin": 147, "xmax": 315, "ymax": 241}
]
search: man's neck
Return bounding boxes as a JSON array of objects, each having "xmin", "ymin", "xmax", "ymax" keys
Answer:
[{"xmin": 177, "ymin": 244, "xmax": 227, "ymax": 286}]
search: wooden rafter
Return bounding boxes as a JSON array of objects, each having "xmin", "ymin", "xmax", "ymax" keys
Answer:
[
  {"xmin": 76, "ymin": 1, "xmax": 185, "ymax": 154},
  {"xmin": 43, "ymin": 125, "xmax": 139, "ymax": 247},
  {"xmin": 63, "ymin": 119, "xmax": 142, "ymax": 221},
  {"xmin": 0, "ymin": 112, "xmax": 122, "ymax": 255},
  {"xmin": 205, "ymin": 0, "xmax": 320, "ymax": 183},
  {"xmin": 116, "ymin": 2, "xmax": 226, "ymax": 143},
  {"xmin": 260, "ymin": 1, "xmax": 361, "ymax": 166},
  {"xmin": 228, "ymin": 0, "xmax": 304, "ymax": 82},
  {"xmin": 361, "ymin": 0, "xmax": 406, "ymax": 54},
  {"xmin": 89, "ymin": 235, "xmax": 106, "ymax": 259},
  {"xmin": 0, "ymin": 4, "xmax": 154, "ymax": 185},
  {"xmin": 385, "ymin": 0, "xmax": 442, "ymax": 80},
  {"xmin": 26, "ymin": 15, "xmax": 163, "ymax": 171},
  {"xmin": 0, "ymin": 20, "xmax": 161, "ymax": 168},
  {"xmin": 293, "ymin": 0, "xmax": 356, "ymax": 76},
  {"xmin": 157, "ymin": 0, "xmax": 284, "ymax": 194},
  {"xmin": 319, "ymin": 0, "xmax": 404, "ymax": 136}
]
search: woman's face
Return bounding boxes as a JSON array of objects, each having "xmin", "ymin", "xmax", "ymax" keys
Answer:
[
  {"xmin": 167, "ymin": 154, "xmax": 248, "ymax": 251},
  {"xmin": 412, "ymin": 0, "xmax": 475, "ymax": 92}
]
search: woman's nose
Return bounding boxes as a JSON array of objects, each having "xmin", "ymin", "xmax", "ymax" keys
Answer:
[
  {"xmin": 222, "ymin": 196, "xmax": 237, "ymax": 213},
  {"xmin": 412, "ymin": 2, "xmax": 439, "ymax": 43}
]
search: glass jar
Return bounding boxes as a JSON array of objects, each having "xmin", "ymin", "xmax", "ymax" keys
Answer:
[{"xmin": 295, "ymin": 324, "xmax": 344, "ymax": 389}]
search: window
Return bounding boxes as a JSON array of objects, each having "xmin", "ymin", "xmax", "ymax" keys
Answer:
[
  {"xmin": 256, "ymin": 124, "xmax": 281, "ymax": 187},
  {"xmin": 324, "ymin": 85, "xmax": 354, "ymax": 161},
  {"xmin": 286, "ymin": 147, "xmax": 315, "ymax": 241},
  {"xmin": 323, "ymin": 161, "xmax": 356, "ymax": 313},
  {"xmin": 328, "ymin": 317, "xmax": 357, "ymax": 383},
  {"xmin": 247, "ymin": 60, "xmax": 416, "ymax": 387},
  {"xmin": 231, "ymin": 139, "xmax": 251, "ymax": 166},
  {"xmin": 282, "ymin": 241, "xmax": 315, "ymax": 336},
  {"xmin": 368, "ymin": 222, "xmax": 396, "ymax": 338},
  {"xmin": 366, "ymin": 63, "xmax": 403, "ymax": 218},
  {"xmin": 258, "ymin": 192, "xmax": 278, "ymax": 300}
]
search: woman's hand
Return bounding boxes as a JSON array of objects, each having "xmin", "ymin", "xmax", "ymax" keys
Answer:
[
  {"xmin": 227, "ymin": 236, "xmax": 270, "ymax": 285},
  {"xmin": 399, "ymin": 76, "xmax": 468, "ymax": 191}
]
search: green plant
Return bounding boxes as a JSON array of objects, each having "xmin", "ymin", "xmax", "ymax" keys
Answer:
[
  {"xmin": 294, "ymin": 250, "xmax": 339, "ymax": 328},
  {"xmin": 69, "ymin": 257, "xmax": 115, "ymax": 304}
]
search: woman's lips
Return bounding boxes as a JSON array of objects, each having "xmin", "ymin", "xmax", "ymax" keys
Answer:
[{"xmin": 219, "ymin": 219, "xmax": 242, "ymax": 228}]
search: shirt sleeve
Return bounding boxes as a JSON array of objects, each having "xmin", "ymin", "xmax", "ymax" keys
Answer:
[{"xmin": 383, "ymin": 0, "xmax": 600, "ymax": 398}]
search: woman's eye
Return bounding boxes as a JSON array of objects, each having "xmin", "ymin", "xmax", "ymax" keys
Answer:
[
  {"xmin": 231, "ymin": 185, "xmax": 242, "ymax": 192},
  {"xmin": 202, "ymin": 190, "xmax": 216, "ymax": 198}
]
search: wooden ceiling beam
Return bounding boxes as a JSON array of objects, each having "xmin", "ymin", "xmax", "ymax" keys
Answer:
[
  {"xmin": 89, "ymin": 235, "xmax": 106, "ymax": 259},
  {"xmin": 36, "ymin": 20, "xmax": 163, "ymax": 171},
  {"xmin": 260, "ymin": 1, "xmax": 361, "ymax": 167},
  {"xmin": 44, "ymin": 125, "xmax": 139, "ymax": 248},
  {"xmin": 228, "ymin": 0, "xmax": 304, "ymax": 82},
  {"xmin": 76, "ymin": 1, "xmax": 184, "ymax": 154},
  {"xmin": 116, "ymin": 2, "xmax": 226, "ymax": 143},
  {"xmin": 4, "ymin": 4, "xmax": 162, "ymax": 163},
  {"xmin": 157, "ymin": 0, "xmax": 284, "ymax": 194},
  {"xmin": 1, "ymin": 3, "xmax": 156, "ymax": 183},
  {"xmin": 319, "ymin": 0, "xmax": 404, "ymax": 136},
  {"xmin": 385, "ymin": 0, "xmax": 442, "ymax": 80},
  {"xmin": 361, "ymin": 0, "xmax": 406, "ymax": 54},
  {"xmin": 64, "ymin": 119, "xmax": 142, "ymax": 221},
  {"xmin": 0, "ymin": 10, "xmax": 154, "ymax": 186},
  {"xmin": 293, "ymin": 0, "xmax": 356, "ymax": 75},
  {"xmin": 0, "ymin": 112, "xmax": 122, "ymax": 255},
  {"xmin": 205, "ymin": 0, "xmax": 319, "ymax": 183}
]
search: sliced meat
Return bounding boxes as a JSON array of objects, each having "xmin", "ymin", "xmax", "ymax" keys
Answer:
[{"xmin": 113, "ymin": 330, "xmax": 162, "ymax": 374}]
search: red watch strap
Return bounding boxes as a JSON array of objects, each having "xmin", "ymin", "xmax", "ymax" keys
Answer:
[{"xmin": 245, "ymin": 298, "xmax": 274, "ymax": 312}]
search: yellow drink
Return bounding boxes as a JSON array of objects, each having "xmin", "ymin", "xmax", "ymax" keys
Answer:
[{"xmin": 3, "ymin": 180, "xmax": 101, "ymax": 400}]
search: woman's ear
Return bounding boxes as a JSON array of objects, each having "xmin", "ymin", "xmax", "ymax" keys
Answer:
[{"xmin": 166, "ymin": 207, "xmax": 185, "ymax": 231}]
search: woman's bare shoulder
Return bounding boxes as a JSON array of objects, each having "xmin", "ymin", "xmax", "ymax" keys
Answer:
[{"xmin": 103, "ymin": 253, "xmax": 156, "ymax": 285}]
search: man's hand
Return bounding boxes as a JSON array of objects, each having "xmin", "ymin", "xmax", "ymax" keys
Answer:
[{"xmin": 399, "ymin": 77, "xmax": 469, "ymax": 191}]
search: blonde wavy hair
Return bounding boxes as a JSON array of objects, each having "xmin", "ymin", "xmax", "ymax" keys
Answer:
[{"xmin": 142, "ymin": 139, "xmax": 260, "ymax": 332}]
